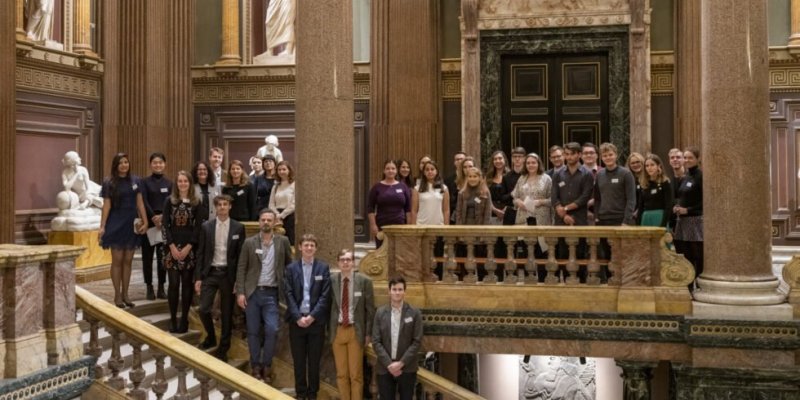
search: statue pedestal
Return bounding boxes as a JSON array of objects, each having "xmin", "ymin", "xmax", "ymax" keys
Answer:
[{"xmin": 48, "ymin": 230, "xmax": 110, "ymax": 281}]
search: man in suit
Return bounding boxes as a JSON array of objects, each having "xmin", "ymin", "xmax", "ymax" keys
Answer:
[
  {"xmin": 284, "ymin": 234, "xmax": 331, "ymax": 400},
  {"xmin": 372, "ymin": 276, "xmax": 423, "ymax": 400},
  {"xmin": 329, "ymin": 249, "xmax": 375, "ymax": 400},
  {"xmin": 194, "ymin": 194, "xmax": 245, "ymax": 362},
  {"xmin": 236, "ymin": 208, "xmax": 292, "ymax": 382}
]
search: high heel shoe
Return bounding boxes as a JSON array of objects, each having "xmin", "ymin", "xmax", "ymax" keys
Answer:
[
  {"xmin": 123, "ymin": 299, "xmax": 135, "ymax": 308},
  {"xmin": 115, "ymin": 302, "xmax": 126, "ymax": 308}
]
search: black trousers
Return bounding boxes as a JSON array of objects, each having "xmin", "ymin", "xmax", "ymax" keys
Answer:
[
  {"xmin": 377, "ymin": 371, "xmax": 416, "ymax": 400},
  {"xmin": 289, "ymin": 319, "xmax": 325, "ymax": 398},
  {"xmin": 596, "ymin": 217, "xmax": 624, "ymax": 282},
  {"xmin": 198, "ymin": 269, "xmax": 234, "ymax": 351},
  {"xmin": 167, "ymin": 267, "xmax": 194, "ymax": 328},
  {"xmin": 142, "ymin": 241, "xmax": 166, "ymax": 286}
]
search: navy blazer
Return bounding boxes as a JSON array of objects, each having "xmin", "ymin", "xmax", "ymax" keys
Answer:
[
  {"xmin": 283, "ymin": 258, "xmax": 331, "ymax": 323},
  {"xmin": 194, "ymin": 218, "xmax": 246, "ymax": 283}
]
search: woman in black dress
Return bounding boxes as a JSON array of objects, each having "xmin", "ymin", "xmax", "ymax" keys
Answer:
[
  {"xmin": 99, "ymin": 153, "xmax": 148, "ymax": 308},
  {"xmin": 673, "ymin": 147, "xmax": 703, "ymax": 288},
  {"xmin": 222, "ymin": 160, "xmax": 256, "ymax": 221},
  {"xmin": 254, "ymin": 154, "xmax": 277, "ymax": 213},
  {"xmin": 486, "ymin": 150, "xmax": 509, "ymax": 225},
  {"xmin": 162, "ymin": 171, "xmax": 203, "ymax": 333}
]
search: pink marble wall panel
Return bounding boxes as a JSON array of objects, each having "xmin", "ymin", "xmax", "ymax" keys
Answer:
[
  {"xmin": 43, "ymin": 260, "xmax": 76, "ymax": 327},
  {"xmin": 390, "ymin": 235, "xmax": 424, "ymax": 282},
  {"xmin": 4, "ymin": 263, "xmax": 44, "ymax": 337},
  {"xmin": 617, "ymin": 238, "xmax": 652, "ymax": 286}
]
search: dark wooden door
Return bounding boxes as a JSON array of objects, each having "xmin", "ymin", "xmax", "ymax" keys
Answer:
[{"xmin": 501, "ymin": 53, "xmax": 609, "ymax": 169}]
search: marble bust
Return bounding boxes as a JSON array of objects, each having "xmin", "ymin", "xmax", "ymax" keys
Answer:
[
  {"xmin": 256, "ymin": 135, "xmax": 284, "ymax": 163},
  {"xmin": 51, "ymin": 151, "xmax": 103, "ymax": 231}
]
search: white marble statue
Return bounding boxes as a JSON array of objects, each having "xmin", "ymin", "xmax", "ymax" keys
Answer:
[
  {"xmin": 253, "ymin": 0, "xmax": 296, "ymax": 64},
  {"xmin": 51, "ymin": 151, "xmax": 103, "ymax": 231},
  {"xmin": 256, "ymin": 135, "xmax": 284, "ymax": 163}
]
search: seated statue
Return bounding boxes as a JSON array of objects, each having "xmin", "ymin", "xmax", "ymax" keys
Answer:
[
  {"xmin": 51, "ymin": 151, "xmax": 103, "ymax": 231},
  {"xmin": 256, "ymin": 135, "xmax": 284, "ymax": 163}
]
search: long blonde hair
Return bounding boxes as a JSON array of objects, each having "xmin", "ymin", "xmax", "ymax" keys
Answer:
[{"xmin": 456, "ymin": 156, "xmax": 476, "ymax": 189}]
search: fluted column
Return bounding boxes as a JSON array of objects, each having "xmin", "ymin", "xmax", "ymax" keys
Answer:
[
  {"xmin": 73, "ymin": 0, "xmax": 95, "ymax": 56},
  {"xmin": 296, "ymin": 0, "xmax": 354, "ymax": 262},
  {"xmin": 101, "ymin": 0, "xmax": 120, "ymax": 169},
  {"xmin": 628, "ymin": 0, "xmax": 651, "ymax": 154},
  {"xmin": 15, "ymin": 0, "xmax": 26, "ymax": 40},
  {"xmin": 165, "ymin": 0, "xmax": 195, "ymax": 174},
  {"xmin": 460, "ymin": 0, "xmax": 480, "ymax": 158},
  {"xmin": 1, "ymin": 0, "xmax": 16, "ymax": 243},
  {"xmin": 789, "ymin": 0, "xmax": 800, "ymax": 54},
  {"xmin": 216, "ymin": 0, "xmax": 241, "ymax": 65},
  {"xmin": 675, "ymin": 0, "xmax": 702, "ymax": 148},
  {"xmin": 694, "ymin": 0, "xmax": 785, "ymax": 306},
  {"xmin": 369, "ymin": 0, "xmax": 440, "ymax": 183}
]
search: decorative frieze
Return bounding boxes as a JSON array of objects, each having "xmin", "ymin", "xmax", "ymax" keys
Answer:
[
  {"xmin": 477, "ymin": 0, "xmax": 631, "ymax": 30},
  {"xmin": 15, "ymin": 64, "xmax": 100, "ymax": 99}
]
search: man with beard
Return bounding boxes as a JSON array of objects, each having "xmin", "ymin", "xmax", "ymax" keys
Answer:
[{"xmin": 235, "ymin": 208, "xmax": 292, "ymax": 382}]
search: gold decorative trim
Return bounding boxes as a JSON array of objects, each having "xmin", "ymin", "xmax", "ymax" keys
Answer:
[
  {"xmin": 0, "ymin": 367, "xmax": 89, "ymax": 400},
  {"xmin": 477, "ymin": 14, "xmax": 631, "ymax": 30},
  {"xmin": 15, "ymin": 65, "xmax": 100, "ymax": 99},
  {"xmin": 770, "ymin": 67, "xmax": 800, "ymax": 91},
  {"xmin": 690, "ymin": 325, "xmax": 798, "ymax": 338},
  {"xmin": 193, "ymin": 83, "xmax": 297, "ymax": 103},
  {"xmin": 423, "ymin": 313, "xmax": 680, "ymax": 332}
]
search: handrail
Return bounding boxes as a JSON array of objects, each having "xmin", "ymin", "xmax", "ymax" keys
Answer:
[
  {"xmin": 363, "ymin": 346, "xmax": 486, "ymax": 400},
  {"xmin": 76, "ymin": 286, "xmax": 293, "ymax": 400}
]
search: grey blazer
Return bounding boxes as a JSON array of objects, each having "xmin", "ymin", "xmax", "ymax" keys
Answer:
[
  {"xmin": 235, "ymin": 233, "xmax": 292, "ymax": 300},
  {"xmin": 372, "ymin": 302, "xmax": 423, "ymax": 374},
  {"xmin": 328, "ymin": 272, "xmax": 375, "ymax": 345}
]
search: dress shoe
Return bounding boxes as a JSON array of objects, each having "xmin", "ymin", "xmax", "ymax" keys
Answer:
[
  {"xmin": 198, "ymin": 338, "xmax": 216, "ymax": 350},
  {"xmin": 156, "ymin": 284, "xmax": 167, "ymax": 299},
  {"xmin": 250, "ymin": 364, "xmax": 262, "ymax": 380},
  {"xmin": 169, "ymin": 319, "xmax": 179, "ymax": 333},
  {"xmin": 176, "ymin": 319, "xmax": 189, "ymax": 334},
  {"xmin": 146, "ymin": 284, "xmax": 155, "ymax": 300},
  {"xmin": 261, "ymin": 366, "xmax": 273, "ymax": 384}
]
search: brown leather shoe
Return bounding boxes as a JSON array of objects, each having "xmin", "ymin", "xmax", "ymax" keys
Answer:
[
  {"xmin": 250, "ymin": 364, "xmax": 262, "ymax": 380},
  {"xmin": 261, "ymin": 366, "xmax": 273, "ymax": 384}
]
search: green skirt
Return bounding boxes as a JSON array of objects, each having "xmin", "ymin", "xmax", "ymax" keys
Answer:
[{"xmin": 640, "ymin": 209, "xmax": 665, "ymax": 227}]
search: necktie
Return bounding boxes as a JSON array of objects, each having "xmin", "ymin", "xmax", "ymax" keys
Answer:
[{"xmin": 342, "ymin": 277, "xmax": 350, "ymax": 325}]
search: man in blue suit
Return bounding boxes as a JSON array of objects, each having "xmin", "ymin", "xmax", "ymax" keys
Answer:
[{"xmin": 284, "ymin": 233, "xmax": 331, "ymax": 400}]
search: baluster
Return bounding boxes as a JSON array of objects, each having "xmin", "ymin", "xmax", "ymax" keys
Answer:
[
  {"xmin": 463, "ymin": 237, "xmax": 477, "ymax": 283},
  {"xmin": 151, "ymin": 351, "xmax": 168, "ymax": 400},
  {"xmin": 428, "ymin": 236, "xmax": 438, "ymax": 282},
  {"xmin": 84, "ymin": 314, "xmax": 105, "ymax": 379},
  {"xmin": 219, "ymin": 384, "xmax": 234, "ymax": 400},
  {"xmin": 608, "ymin": 237, "xmax": 622, "ymax": 285},
  {"xmin": 544, "ymin": 237, "xmax": 559, "ymax": 284},
  {"xmin": 525, "ymin": 239, "xmax": 537, "ymax": 284},
  {"xmin": 504, "ymin": 236, "xmax": 517, "ymax": 284},
  {"xmin": 565, "ymin": 237, "xmax": 579, "ymax": 285},
  {"xmin": 586, "ymin": 237, "xmax": 601, "ymax": 285},
  {"xmin": 196, "ymin": 371, "xmax": 210, "ymax": 400},
  {"xmin": 128, "ymin": 339, "xmax": 146, "ymax": 400},
  {"xmin": 443, "ymin": 237, "xmax": 458, "ymax": 283},
  {"xmin": 483, "ymin": 238, "xmax": 498, "ymax": 284},
  {"xmin": 106, "ymin": 328, "xmax": 126, "ymax": 390},
  {"xmin": 173, "ymin": 362, "xmax": 191, "ymax": 400}
]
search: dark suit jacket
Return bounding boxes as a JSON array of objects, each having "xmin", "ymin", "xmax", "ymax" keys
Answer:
[
  {"xmin": 284, "ymin": 258, "xmax": 331, "ymax": 323},
  {"xmin": 372, "ymin": 302, "xmax": 423, "ymax": 374},
  {"xmin": 194, "ymin": 218, "xmax": 246, "ymax": 283},
  {"xmin": 328, "ymin": 272, "xmax": 375, "ymax": 345},
  {"xmin": 235, "ymin": 233, "xmax": 292, "ymax": 300}
]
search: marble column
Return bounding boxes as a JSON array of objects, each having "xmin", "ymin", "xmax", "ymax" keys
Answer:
[
  {"xmin": 460, "ymin": 0, "xmax": 480, "ymax": 159},
  {"xmin": 73, "ymin": 0, "xmax": 96, "ymax": 56},
  {"xmin": 369, "ymin": 0, "xmax": 440, "ymax": 184},
  {"xmin": 788, "ymin": 0, "xmax": 800, "ymax": 54},
  {"xmin": 101, "ymin": 0, "xmax": 120, "ymax": 168},
  {"xmin": 693, "ymin": 0, "xmax": 785, "ymax": 307},
  {"xmin": 616, "ymin": 361, "xmax": 656, "ymax": 400},
  {"xmin": 15, "ymin": 0, "xmax": 26, "ymax": 41},
  {"xmin": 628, "ymin": 0, "xmax": 651, "ymax": 154},
  {"xmin": 295, "ymin": 0, "xmax": 354, "ymax": 262},
  {"xmin": 216, "ymin": 0, "xmax": 241, "ymax": 65},
  {"xmin": 675, "ymin": 0, "xmax": 702, "ymax": 149},
  {"xmin": 1, "ymin": 0, "xmax": 16, "ymax": 243}
]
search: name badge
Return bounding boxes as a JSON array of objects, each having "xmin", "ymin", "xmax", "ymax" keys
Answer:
[
  {"xmin": 182, "ymin": 199, "xmax": 190, "ymax": 203},
  {"xmin": 395, "ymin": 188, "xmax": 403, "ymax": 194},
  {"xmin": 686, "ymin": 182, "xmax": 693, "ymax": 188},
  {"xmin": 474, "ymin": 198, "xmax": 481, "ymax": 204},
  {"xmin": 404, "ymin": 317, "xmax": 413, "ymax": 323},
  {"xmin": 255, "ymin": 248, "xmax": 263, "ymax": 254},
  {"xmin": 132, "ymin": 184, "xmax": 138, "ymax": 190},
  {"xmin": 237, "ymin": 190, "xmax": 244, "ymax": 196},
  {"xmin": 611, "ymin": 178, "xmax": 619, "ymax": 184},
  {"xmin": 650, "ymin": 188, "xmax": 658, "ymax": 194},
  {"xmin": 232, "ymin": 234, "xmax": 239, "ymax": 240},
  {"xmin": 558, "ymin": 181, "xmax": 566, "ymax": 187},
  {"xmin": 355, "ymin": 291, "xmax": 363, "ymax": 297},
  {"xmin": 314, "ymin": 275, "xmax": 323, "ymax": 281},
  {"xmin": 161, "ymin": 187, "xmax": 169, "ymax": 193}
]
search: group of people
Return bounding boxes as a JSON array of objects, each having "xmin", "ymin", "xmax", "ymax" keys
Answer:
[
  {"xmin": 97, "ymin": 149, "xmax": 422, "ymax": 400},
  {"xmin": 366, "ymin": 143, "xmax": 703, "ymax": 285}
]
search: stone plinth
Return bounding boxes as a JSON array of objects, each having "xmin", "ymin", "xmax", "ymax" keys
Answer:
[
  {"xmin": 0, "ymin": 245, "xmax": 84, "ymax": 378},
  {"xmin": 48, "ymin": 230, "xmax": 110, "ymax": 269}
]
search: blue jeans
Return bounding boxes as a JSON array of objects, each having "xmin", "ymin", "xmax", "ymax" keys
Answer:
[{"xmin": 245, "ymin": 288, "xmax": 280, "ymax": 367}]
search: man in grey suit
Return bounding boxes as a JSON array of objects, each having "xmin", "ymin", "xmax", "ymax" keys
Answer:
[
  {"xmin": 329, "ymin": 249, "xmax": 375, "ymax": 400},
  {"xmin": 236, "ymin": 208, "xmax": 292, "ymax": 382},
  {"xmin": 194, "ymin": 194, "xmax": 246, "ymax": 362},
  {"xmin": 372, "ymin": 276, "xmax": 423, "ymax": 400}
]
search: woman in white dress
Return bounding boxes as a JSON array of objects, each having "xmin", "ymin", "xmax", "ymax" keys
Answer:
[{"xmin": 511, "ymin": 153, "xmax": 552, "ymax": 281}]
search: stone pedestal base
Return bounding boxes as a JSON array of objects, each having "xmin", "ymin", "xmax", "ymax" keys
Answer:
[
  {"xmin": 45, "ymin": 324, "xmax": 83, "ymax": 366},
  {"xmin": 48, "ymin": 230, "xmax": 110, "ymax": 270},
  {"xmin": 2, "ymin": 333, "xmax": 47, "ymax": 378},
  {"xmin": 671, "ymin": 364, "xmax": 800, "ymax": 399},
  {"xmin": 693, "ymin": 277, "xmax": 786, "ymax": 306},
  {"xmin": 691, "ymin": 301, "xmax": 794, "ymax": 321}
]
